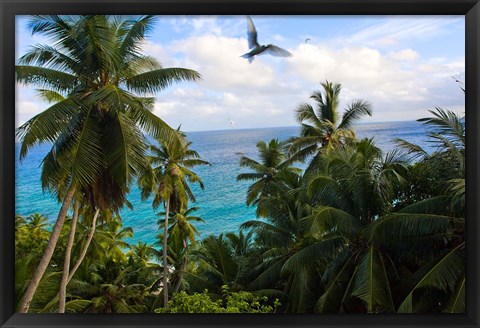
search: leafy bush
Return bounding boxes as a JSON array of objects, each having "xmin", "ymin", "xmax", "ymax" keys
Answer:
[{"xmin": 155, "ymin": 286, "xmax": 280, "ymax": 313}]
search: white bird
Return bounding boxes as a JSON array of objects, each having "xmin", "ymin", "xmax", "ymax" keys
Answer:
[
  {"xmin": 228, "ymin": 118, "xmax": 235, "ymax": 128},
  {"xmin": 241, "ymin": 16, "xmax": 292, "ymax": 63}
]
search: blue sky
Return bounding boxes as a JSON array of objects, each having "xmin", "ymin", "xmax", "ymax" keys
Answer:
[{"xmin": 16, "ymin": 15, "xmax": 465, "ymax": 132}]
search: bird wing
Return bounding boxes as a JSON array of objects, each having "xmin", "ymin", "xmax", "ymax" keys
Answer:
[
  {"xmin": 246, "ymin": 16, "xmax": 259, "ymax": 49},
  {"xmin": 263, "ymin": 45, "xmax": 292, "ymax": 57}
]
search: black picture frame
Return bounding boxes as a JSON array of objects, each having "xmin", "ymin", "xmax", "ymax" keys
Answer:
[{"xmin": 1, "ymin": 0, "xmax": 479, "ymax": 327}]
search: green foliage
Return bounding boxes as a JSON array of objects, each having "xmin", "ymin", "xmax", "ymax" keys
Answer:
[
  {"xmin": 155, "ymin": 286, "xmax": 279, "ymax": 313},
  {"xmin": 237, "ymin": 139, "xmax": 301, "ymax": 217},
  {"xmin": 15, "ymin": 213, "xmax": 50, "ymax": 261},
  {"xmin": 15, "ymin": 58, "xmax": 465, "ymax": 315},
  {"xmin": 287, "ymin": 80, "xmax": 372, "ymax": 169},
  {"xmin": 17, "ymin": 14, "xmax": 201, "ymax": 211}
]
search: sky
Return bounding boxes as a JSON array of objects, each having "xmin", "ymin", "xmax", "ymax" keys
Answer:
[{"xmin": 15, "ymin": 15, "xmax": 465, "ymax": 132}]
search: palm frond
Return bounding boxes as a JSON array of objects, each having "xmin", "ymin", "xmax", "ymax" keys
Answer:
[
  {"xmin": 295, "ymin": 103, "xmax": 321, "ymax": 126},
  {"xmin": 16, "ymin": 97, "xmax": 81, "ymax": 159},
  {"xmin": 282, "ymin": 237, "xmax": 343, "ymax": 273},
  {"xmin": 443, "ymin": 276, "xmax": 465, "ymax": 313},
  {"xmin": 65, "ymin": 299, "xmax": 93, "ymax": 313},
  {"xmin": 18, "ymin": 44, "xmax": 80, "ymax": 72},
  {"xmin": 35, "ymin": 89, "xmax": 66, "ymax": 103},
  {"xmin": 125, "ymin": 68, "xmax": 201, "ymax": 94},
  {"xmin": 338, "ymin": 99, "xmax": 372, "ymax": 130},
  {"xmin": 301, "ymin": 206, "xmax": 359, "ymax": 237},
  {"xmin": 351, "ymin": 246, "xmax": 395, "ymax": 313},
  {"xmin": 103, "ymin": 112, "xmax": 147, "ymax": 188},
  {"xmin": 368, "ymin": 212, "xmax": 454, "ymax": 247},
  {"xmin": 16, "ymin": 65, "xmax": 78, "ymax": 92},
  {"xmin": 418, "ymin": 107, "xmax": 465, "ymax": 145},
  {"xmin": 393, "ymin": 138, "xmax": 429, "ymax": 160},
  {"xmin": 397, "ymin": 242, "xmax": 465, "ymax": 313},
  {"xmin": 119, "ymin": 16, "xmax": 157, "ymax": 57},
  {"xmin": 315, "ymin": 251, "xmax": 355, "ymax": 313}
]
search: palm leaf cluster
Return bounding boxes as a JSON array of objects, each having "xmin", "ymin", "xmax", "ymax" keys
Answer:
[
  {"xmin": 232, "ymin": 104, "xmax": 464, "ymax": 313},
  {"xmin": 15, "ymin": 13, "xmax": 465, "ymax": 313},
  {"xmin": 15, "ymin": 15, "xmax": 201, "ymax": 313},
  {"xmin": 190, "ymin": 93, "xmax": 463, "ymax": 313},
  {"xmin": 17, "ymin": 15, "xmax": 201, "ymax": 210},
  {"xmin": 15, "ymin": 212, "xmax": 162, "ymax": 313}
]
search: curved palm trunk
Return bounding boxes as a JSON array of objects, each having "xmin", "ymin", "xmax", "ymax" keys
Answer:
[
  {"xmin": 18, "ymin": 187, "xmax": 76, "ymax": 313},
  {"xmin": 67, "ymin": 208, "xmax": 100, "ymax": 282},
  {"xmin": 163, "ymin": 200, "xmax": 170, "ymax": 308},
  {"xmin": 173, "ymin": 273, "xmax": 183, "ymax": 294},
  {"xmin": 35, "ymin": 208, "xmax": 99, "ymax": 312},
  {"xmin": 173, "ymin": 241, "xmax": 187, "ymax": 293},
  {"xmin": 58, "ymin": 202, "xmax": 79, "ymax": 313}
]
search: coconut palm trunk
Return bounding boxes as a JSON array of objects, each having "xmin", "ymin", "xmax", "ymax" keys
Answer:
[
  {"xmin": 37, "ymin": 208, "xmax": 100, "ymax": 311},
  {"xmin": 173, "ymin": 241, "xmax": 188, "ymax": 293},
  {"xmin": 163, "ymin": 200, "xmax": 170, "ymax": 307},
  {"xmin": 18, "ymin": 187, "xmax": 76, "ymax": 313},
  {"xmin": 58, "ymin": 202, "xmax": 79, "ymax": 313},
  {"xmin": 17, "ymin": 15, "xmax": 201, "ymax": 314},
  {"xmin": 67, "ymin": 208, "xmax": 100, "ymax": 282}
]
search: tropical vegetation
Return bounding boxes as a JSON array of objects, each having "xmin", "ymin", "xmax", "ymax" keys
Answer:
[{"xmin": 15, "ymin": 15, "xmax": 465, "ymax": 314}]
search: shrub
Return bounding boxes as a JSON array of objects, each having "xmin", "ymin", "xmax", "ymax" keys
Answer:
[{"xmin": 155, "ymin": 286, "xmax": 280, "ymax": 313}]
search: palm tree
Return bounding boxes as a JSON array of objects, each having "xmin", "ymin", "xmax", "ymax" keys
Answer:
[
  {"xmin": 126, "ymin": 242, "xmax": 163, "ymax": 303},
  {"xmin": 367, "ymin": 199, "xmax": 464, "ymax": 313},
  {"xmin": 187, "ymin": 232, "xmax": 256, "ymax": 294},
  {"xmin": 58, "ymin": 202, "xmax": 80, "ymax": 312},
  {"xmin": 15, "ymin": 214, "xmax": 51, "ymax": 265},
  {"xmin": 395, "ymin": 107, "xmax": 465, "ymax": 209},
  {"xmin": 382, "ymin": 107, "xmax": 466, "ymax": 312},
  {"xmin": 159, "ymin": 206, "xmax": 204, "ymax": 249},
  {"xmin": 127, "ymin": 242, "xmax": 158, "ymax": 268},
  {"xmin": 16, "ymin": 15, "xmax": 201, "ymax": 312},
  {"xmin": 139, "ymin": 132, "xmax": 210, "ymax": 306},
  {"xmin": 297, "ymin": 135, "xmax": 462, "ymax": 313},
  {"xmin": 26, "ymin": 213, "xmax": 50, "ymax": 241},
  {"xmin": 298, "ymin": 139, "xmax": 408, "ymax": 313},
  {"xmin": 15, "ymin": 215, "xmax": 29, "ymax": 245},
  {"xmin": 288, "ymin": 80, "xmax": 372, "ymax": 171},
  {"xmin": 158, "ymin": 206, "xmax": 205, "ymax": 293},
  {"xmin": 237, "ymin": 139, "xmax": 300, "ymax": 217},
  {"xmin": 66, "ymin": 232, "xmax": 149, "ymax": 314}
]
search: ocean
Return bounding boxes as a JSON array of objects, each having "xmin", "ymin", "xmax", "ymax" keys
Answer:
[{"xmin": 15, "ymin": 121, "xmax": 434, "ymax": 246}]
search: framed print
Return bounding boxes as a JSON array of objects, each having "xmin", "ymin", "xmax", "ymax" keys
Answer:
[{"xmin": 1, "ymin": 0, "xmax": 479, "ymax": 327}]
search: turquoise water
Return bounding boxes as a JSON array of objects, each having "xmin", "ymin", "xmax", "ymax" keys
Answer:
[{"xmin": 15, "ymin": 121, "xmax": 433, "ymax": 245}]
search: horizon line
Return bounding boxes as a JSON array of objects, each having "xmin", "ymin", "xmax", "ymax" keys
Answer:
[{"xmin": 183, "ymin": 119, "xmax": 419, "ymax": 133}]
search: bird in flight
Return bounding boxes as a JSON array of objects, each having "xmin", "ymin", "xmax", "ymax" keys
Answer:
[
  {"xmin": 228, "ymin": 118, "xmax": 236, "ymax": 128},
  {"xmin": 241, "ymin": 16, "xmax": 292, "ymax": 63},
  {"xmin": 451, "ymin": 75, "xmax": 465, "ymax": 93}
]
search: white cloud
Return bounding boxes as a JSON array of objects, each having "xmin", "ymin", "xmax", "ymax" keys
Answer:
[
  {"xmin": 141, "ymin": 41, "xmax": 173, "ymax": 65},
  {"xmin": 16, "ymin": 100, "xmax": 41, "ymax": 127},
  {"xmin": 139, "ymin": 29, "xmax": 465, "ymax": 130},
  {"xmin": 286, "ymin": 41, "xmax": 464, "ymax": 122},
  {"xmin": 345, "ymin": 16, "xmax": 463, "ymax": 49},
  {"xmin": 168, "ymin": 35, "xmax": 278, "ymax": 90},
  {"xmin": 167, "ymin": 15, "xmax": 245, "ymax": 39},
  {"xmin": 388, "ymin": 49, "xmax": 420, "ymax": 61},
  {"xmin": 15, "ymin": 16, "xmax": 465, "ymax": 132}
]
